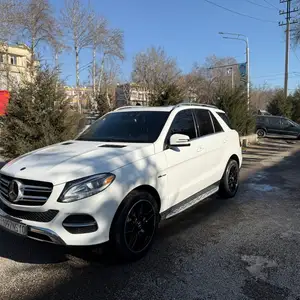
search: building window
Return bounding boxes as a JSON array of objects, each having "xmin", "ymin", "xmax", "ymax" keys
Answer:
[
  {"xmin": 0, "ymin": 54, "xmax": 4, "ymax": 63},
  {"xmin": 10, "ymin": 55, "xmax": 17, "ymax": 65}
]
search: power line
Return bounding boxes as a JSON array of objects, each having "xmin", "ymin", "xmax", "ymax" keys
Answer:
[
  {"xmin": 203, "ymin": 0, "xmax": 278, "ymax": 23},
  {"xmin": 243, "ymin": 0, "xmax": 275, "ymax": 10},
  {"xmin": 263, "ymin": 0, "xmax": 280, "ymax": 10},
  {"xmin": 292, "ymin": 48, "xmax": 300, "ymax": 63}
]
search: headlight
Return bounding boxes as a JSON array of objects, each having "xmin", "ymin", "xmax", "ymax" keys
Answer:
[{"xmin": 59, "ymin": 173, "xmax": 115, "ymax": 203}]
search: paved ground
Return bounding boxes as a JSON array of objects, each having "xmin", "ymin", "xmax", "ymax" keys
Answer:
[{"xmin": 1, "ymin": 137, "xmax": 300, "ymax": 300}]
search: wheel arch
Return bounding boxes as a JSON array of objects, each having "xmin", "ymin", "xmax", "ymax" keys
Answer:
[
  {"xmin": 229, "ymin": 154, "xmax": 240, "ymax": 167},
  {"xmin": 109, "ymin": 184, "xmax": 161, "ymax": 238}
]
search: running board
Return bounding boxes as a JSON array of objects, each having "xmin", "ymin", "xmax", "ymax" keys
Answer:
[{"xmin": 161, "ymin": 183, "xmax": 219, "ymax": 220}]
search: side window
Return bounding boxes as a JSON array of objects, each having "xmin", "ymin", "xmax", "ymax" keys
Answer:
[
  {"xmin": 269, "ymin": 117, "xmax": 280, "ymax": 126},
  {"xmin": 169, "ymin": 109, "xmax": 196, "ymax": 139},
  {"xmin": 281, "ymin": 118, "xmax": 291, "ymax": 128},
  {"xmin": 194, "ymin": 109, "xmax": 214, "ymax": 136},
  {"xmin": 217, "ymin": 112, "xmax": 231, "ymax": 128},
  {"xmin": 210, "ymin": 112, "xmax": 223, "ymax": 133}
]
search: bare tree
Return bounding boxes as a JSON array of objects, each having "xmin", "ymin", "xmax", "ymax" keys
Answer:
[
  {"xmin": 132, "ymin": 46, "xmax": 181, "ymax": 101},
  {"xmin": 0, "ymin": 0, "xmax": 22, "ymax": 41},
  {"xmin": 61, "ymin": 0, "xmax": 92, "ymax": 92},
  {"xmin": 0, "ymin": 0, "xmax": 24, "ymax": 89},
  {"xmin": 88, "ymin": 11, "xmax": 108, "ymax": 96},
  {"xmin": 97, "ymin": 28, "xmax": 124, "ymax": 93},
  {"xmin": 20, "ymin": 0, "xmax": 59, "ymax": 72}
]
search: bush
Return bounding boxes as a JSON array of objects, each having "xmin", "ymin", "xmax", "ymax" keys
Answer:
[
  {"xmin": 215, "ymin": 86, "xmax": 255, "ymax": 136},
  {"xmin": 1, "ymin": 67, "xmax": 84, "ymax": 159}
]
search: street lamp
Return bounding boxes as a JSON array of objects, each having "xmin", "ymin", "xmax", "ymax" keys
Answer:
[{"xmin": 219, "ymin": 32, "xmax": 250, "ymax": 110}]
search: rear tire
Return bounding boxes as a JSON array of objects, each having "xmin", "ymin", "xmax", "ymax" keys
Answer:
[
  {"xmin": 219, "ymin": 159, "xmax": 239, "ymax": 198},
  {"xmin": 110, "ymin": 190, "xmax": 159, "ymax": 261},
  {"xmin": 256, "ymin": 128, "xmax": 266, "ymax": 138}
]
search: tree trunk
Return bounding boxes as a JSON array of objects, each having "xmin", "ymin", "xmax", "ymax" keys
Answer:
[
  {"xmin": 5, "ymin": 44, "xmax": 9, "ymax": 90},
  {"xmin": 92, "ymin": 47, "xmax": 96, "ymax": 97},
  {"xmin": 30, "ymin": 37, "xmax": 35, "ymax": 81},
  {"xmin": 75, "ymin": 45, "xmax": 81, "ymax": 113},
  {"xmin": 97, "ymin": 54, "xmax": 105, "ymax": 94}
]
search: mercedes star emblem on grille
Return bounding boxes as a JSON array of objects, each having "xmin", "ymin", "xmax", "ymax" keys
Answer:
[{"xmin": 8, "ymin": 180, "xmax": 23, "ymax": 202}]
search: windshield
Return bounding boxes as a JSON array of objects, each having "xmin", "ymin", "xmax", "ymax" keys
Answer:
[{"xmin": 77, "ymin": 111, "xmax": 170, "ymax": 143}]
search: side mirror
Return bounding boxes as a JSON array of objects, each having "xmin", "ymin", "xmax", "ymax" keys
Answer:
[{"xmin": 169, "ymin": 134, "xmax": 191, "ymax": 147}]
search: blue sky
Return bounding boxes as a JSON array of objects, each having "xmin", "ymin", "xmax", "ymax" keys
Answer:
[{"xmin": 48, "ymin": 0, "xmax": 300, "ymax": 91}]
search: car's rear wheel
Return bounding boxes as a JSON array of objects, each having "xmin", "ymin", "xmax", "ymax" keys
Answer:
[
  {"xmin": 219, "ymin": 159, "xmax": 239, "ymax": 198},
  {"xmin": 110, "ymin": 190, "xmax": 159, "ymax": 261},
  {"xmin": 256, "ymin": 128, "xmax": 266, "ymax": 138}
]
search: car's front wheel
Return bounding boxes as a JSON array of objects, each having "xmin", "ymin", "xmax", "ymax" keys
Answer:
[
  {"xmin": 219, "ymin": 159, "xmax": 239, "ymax": 198},
  {"xmin": 110, "ymin": 190, "xmax": 159, "ymax": 261}
]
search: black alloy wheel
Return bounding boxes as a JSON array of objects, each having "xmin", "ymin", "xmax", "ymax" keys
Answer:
[
  {"xmin": 110, "ymin": 190, "xmax": 159, "ymax": 261},
  {"xmin": 124, "ymin": 199, "xmax": 156, "ymax": 253},
  {"xmin": 228, "ymin": 164, "xmax": 238, "ymax": 193}
]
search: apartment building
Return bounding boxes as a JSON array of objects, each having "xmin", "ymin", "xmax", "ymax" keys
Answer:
[
  {"xmin": 115, "ymin": 83, "xmax": 151, "ymax": 107},
  {"xmin": 0, "ymin": 43, "xmax": 37, "ymax": 90},
  {"xmin": 65, "ymin": 86, "xmax": 93, "ymax": 111}
]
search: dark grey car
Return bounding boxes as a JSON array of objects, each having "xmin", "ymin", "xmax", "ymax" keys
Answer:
[{"xmin": 256, "ymin": 115, "xmax": 300, "ymax": 138}]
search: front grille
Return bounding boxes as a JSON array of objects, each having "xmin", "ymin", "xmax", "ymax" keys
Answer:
[
  {"xmin": 0, "ymin": 174, "xmax": 53, "ymax": 206},
  {"xmin": 0, "ymin": 200, "xmax": 58, "ymax": 222}
]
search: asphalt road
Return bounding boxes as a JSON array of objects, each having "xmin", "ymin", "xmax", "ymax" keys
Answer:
[{"xmin": 1, "ymin": 138, "xmax": 300, "ymax": 300}]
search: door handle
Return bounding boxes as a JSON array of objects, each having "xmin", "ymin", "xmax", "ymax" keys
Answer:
[
  {"xmin": 223, "ymin": 138, "xmax": 228, "ymax": 143},
  {"xmin": 197, "ymin": 147, "xmax": 203, "ymax": 152}
]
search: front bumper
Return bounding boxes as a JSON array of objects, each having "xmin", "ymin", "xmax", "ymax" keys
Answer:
[{"xmin": 0, "ymin": 183, "xmax": 121, "ymax": 246}]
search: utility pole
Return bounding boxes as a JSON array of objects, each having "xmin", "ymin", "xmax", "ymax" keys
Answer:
[{"xmin": 279, "ymin": 0, "xmax": 298, "ymax": 99}]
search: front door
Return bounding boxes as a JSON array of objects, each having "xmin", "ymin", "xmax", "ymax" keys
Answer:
[
  {"xmin": 164, "ymin": 109, "xmax": 201, "ymax": 208},
  {"xmin": 280, "ymin": 118, "xmax": 299, "ymax": 136}
]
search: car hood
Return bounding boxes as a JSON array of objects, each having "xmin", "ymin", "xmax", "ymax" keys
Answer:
[{"xmin": 1, "ymin": 141, "xmax": 155, "ymax": 185}]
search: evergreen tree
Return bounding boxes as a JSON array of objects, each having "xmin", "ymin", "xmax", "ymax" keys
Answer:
[
  {"xmin": 291, "ymin": 88, "xmax": 300, "ymax": 123},
  {"xmin": 266, "ymin": 89, "xmax": 292, "ymax": 118},
  {"xmin": 1, "ymin": 67, "xmax": 83, "ymax": 159},
  {"xmin": 149, "ymin": 83, "xmax": 184, "ymax": 106},
  {"xmin": 215, "ymin": 86, "xmax": 255, "ymax": 136}
]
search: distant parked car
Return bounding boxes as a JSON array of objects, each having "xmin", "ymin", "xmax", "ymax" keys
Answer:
[{"xmin": 256, "ymin": 115, "xmax": 300, "ymax": 138}]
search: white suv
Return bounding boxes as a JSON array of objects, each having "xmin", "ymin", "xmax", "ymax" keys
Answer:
[{"xmin": 0, "ymin": 104, "xmax": 242, "ymax": 260}]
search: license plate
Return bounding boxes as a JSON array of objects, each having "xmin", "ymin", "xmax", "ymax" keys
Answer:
[{"xmin": 0, "ymin": 215, "xmax": 28, "ymax": 236}]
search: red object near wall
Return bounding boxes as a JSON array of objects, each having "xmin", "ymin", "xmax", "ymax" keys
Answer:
[{"xmin": 0, "ymin": 90, "xmax": 10, "ymax": 116}]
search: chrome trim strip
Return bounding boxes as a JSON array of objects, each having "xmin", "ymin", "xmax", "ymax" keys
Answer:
[
  {"xmin": 29, "ymin": 226, "xmax": 66, "ymax": 245},
  {"xmin": 62, "ymin": 221, "xmax": 97, "ymax": 228}
]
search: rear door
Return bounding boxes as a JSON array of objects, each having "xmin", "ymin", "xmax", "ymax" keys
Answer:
[
  {"xmin": 266, "ymin": 117, "xmax": 281, "ymax": 135},
  {"xmin": 193, "ymin": 109, "xmax": 227, "ymax": 189}
]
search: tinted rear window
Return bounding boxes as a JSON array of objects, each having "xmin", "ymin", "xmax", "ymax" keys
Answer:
[
  {"xmin": 217, "ymin": 112, "xmax": 231, "ymax": 128},
  {"xmin": 194, "ymin": 109, "xmax": 214, "ymax": 136}
]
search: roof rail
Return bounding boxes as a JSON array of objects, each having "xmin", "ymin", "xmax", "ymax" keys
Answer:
[
  {"xmin": 114, "ymin": 105, "xmax": 146, "ymax": 111},
  {"xmin": 175, "ymin": 102, "xmax": 218, "ymax": 109}
]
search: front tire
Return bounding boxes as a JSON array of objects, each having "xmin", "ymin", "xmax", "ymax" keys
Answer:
[
  {"xmin": 219, "ymin": 159, "xmax": 239, "ymax": 198},
  {"xmin": 110, "ymin": 190, "xmax": 159, "ymax": 261}
]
